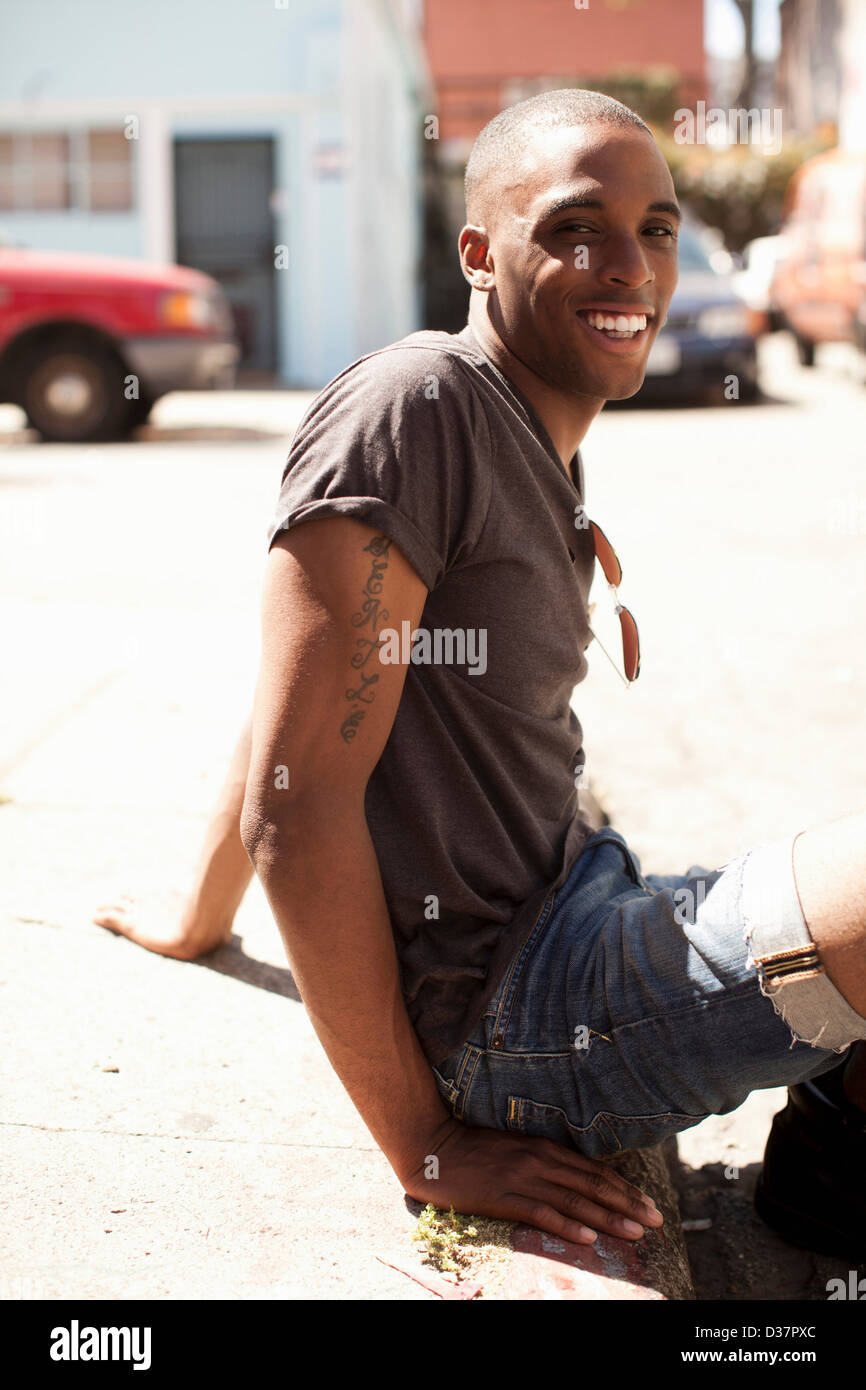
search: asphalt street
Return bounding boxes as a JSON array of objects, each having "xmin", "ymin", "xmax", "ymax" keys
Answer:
[{"xmin": 1, "ymin": 331, "xmax": 864, "ymax": 1299}]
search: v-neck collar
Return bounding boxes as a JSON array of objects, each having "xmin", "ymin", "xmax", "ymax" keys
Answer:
[{"xmin": 457, "ymin": 323, "xmax": 584, "ymax": 498}]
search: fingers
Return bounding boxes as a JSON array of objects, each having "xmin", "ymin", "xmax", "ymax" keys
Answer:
[
  {"xmin": 539, "ymin": 1141, "xmax": 663, "ymax": 1226},
  {"xmin": 482, "ymin": 1174, "xmax": 661, "ymax": 1246},
  {"xmin": 505, "ymin": 1195, "xmax": 600, "ymax": 1245},
  {"xmin": 531, "ymin": 1176, "xmax": 653, "ymax": 1242},
  {"xmin": 501, "ymin": 1139, "xmax": 663, "ymax": 1244},
  {"xmin": 571, "ymin": 1158, "xmax": 663, "ymax": 1226},
  {"xmin": 92, "ymin": 896, "xmax": 136, "ymax": 927}
]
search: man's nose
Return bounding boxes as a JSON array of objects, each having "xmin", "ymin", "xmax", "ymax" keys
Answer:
[{"xmin": 598, "ymin": 234, "xmax": 654, "ymax": 288}]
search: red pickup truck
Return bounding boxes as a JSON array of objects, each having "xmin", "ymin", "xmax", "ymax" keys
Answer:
[{"xmin": 0, "ymin": 247, "xmax": 239, "ymax": 441}]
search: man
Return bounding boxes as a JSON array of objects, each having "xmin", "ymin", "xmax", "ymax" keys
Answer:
[{"xmin": 112, "ymin": 90, "xmax": 866, "ymax": 1256}]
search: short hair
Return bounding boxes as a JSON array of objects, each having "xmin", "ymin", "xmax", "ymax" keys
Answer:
[{"xmin": 464, "ymin": 88, "xmax": 653, "ymax": 225}]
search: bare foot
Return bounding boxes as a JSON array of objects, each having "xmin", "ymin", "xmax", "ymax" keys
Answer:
[{"xmin": 92, "ymin": 892, "xmax": 232, "ymax": 960}]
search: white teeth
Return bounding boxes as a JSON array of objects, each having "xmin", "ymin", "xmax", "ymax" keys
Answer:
[{"xmin": 583, "ymin": 310, "xmax": 648, "ymax": 334}]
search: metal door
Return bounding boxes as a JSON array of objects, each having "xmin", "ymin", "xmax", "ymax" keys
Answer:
[{"xmin": 173, "ymin": 137, "xmax": 278, "ymax": 374}]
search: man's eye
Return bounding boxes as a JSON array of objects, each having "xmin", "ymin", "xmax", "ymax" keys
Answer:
[
  {"xmin": 644, "ymin": 225, "xmax": 676, "ymax": 238},
  {"xmin": 558, "ymin": 223, "xmax": 597, "ymax": 234}
]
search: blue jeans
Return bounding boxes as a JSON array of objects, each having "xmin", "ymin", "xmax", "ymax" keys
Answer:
[{"xmin": 430, "ymin": 827, "xmax": 866, "ymax": 1157}]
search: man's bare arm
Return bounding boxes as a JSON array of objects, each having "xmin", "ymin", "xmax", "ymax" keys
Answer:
[
  {"xmin": 241, "ymin": 517, "xmax": 448, "ymax": 1172},
  {"xmin": 241, "ymin": 516, "xmax": 662, "ymax": 1242}
]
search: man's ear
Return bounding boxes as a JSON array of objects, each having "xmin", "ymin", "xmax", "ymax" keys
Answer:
[{"xmin": 458, "ymin": 224, "xmax": 495, "ymax": 291}]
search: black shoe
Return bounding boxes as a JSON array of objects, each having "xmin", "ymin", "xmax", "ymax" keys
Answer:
[{"xmin": 754, "ymin": 1056, "xmax": 866, "ymax": 1261}]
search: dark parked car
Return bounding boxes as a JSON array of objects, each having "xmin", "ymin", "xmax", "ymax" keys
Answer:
[{"xmin": 632, "ymin": 222, "xmax": 760, "ymax": 403}]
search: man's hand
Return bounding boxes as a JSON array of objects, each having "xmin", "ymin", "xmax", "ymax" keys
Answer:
[{"xmin": 403, "ymin": 1117, "xmax": 664, "ymax": 1244}]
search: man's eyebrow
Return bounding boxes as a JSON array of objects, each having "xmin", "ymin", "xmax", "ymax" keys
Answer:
[
  {"xmin": 535, "ymin": 195, "xmax": 603, "ymax": 222},
  {"xmin": 647, "ymin": 200, "xmax": 682, "ymax": 221},
  {"xmin": 535, "ymin": 195, "xmax": 683, "ymax": 223}
]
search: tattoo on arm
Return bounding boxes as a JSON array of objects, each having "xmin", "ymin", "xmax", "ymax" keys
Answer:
[{"xmin": 340, "ymin": 534, "xmax": 393, "ymax": 744}]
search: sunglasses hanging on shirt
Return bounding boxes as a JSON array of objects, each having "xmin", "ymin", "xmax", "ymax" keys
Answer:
[{"xmin": 586, "ymin": 518, "xmax": 641, "ymax": 687}]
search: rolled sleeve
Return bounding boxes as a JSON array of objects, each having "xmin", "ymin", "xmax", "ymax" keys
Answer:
[{"xmin": 267, "ymin": 341, "xmax": 492, "ymax": 593}]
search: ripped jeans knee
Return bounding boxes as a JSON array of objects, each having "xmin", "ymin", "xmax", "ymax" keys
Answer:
[{"xmin": 741, "ymin": 835, "xmax": 866, "ymax": 1053}]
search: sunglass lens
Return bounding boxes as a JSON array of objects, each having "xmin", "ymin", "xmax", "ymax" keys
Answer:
[
  {"xmin": 618, "ymin": 606, "xmax": 641, "ymax": 682},
  {"xmin": 590, "ymin": 521, "xmax": 623, "ymax": 587}
]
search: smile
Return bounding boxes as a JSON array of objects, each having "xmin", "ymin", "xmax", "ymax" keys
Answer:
[{"xmin": 575, "ymin": 307, "xmax": 652, "ymax": 353}]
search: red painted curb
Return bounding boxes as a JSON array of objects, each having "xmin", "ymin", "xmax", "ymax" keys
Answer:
[{"xmin": 496, "ymin": 1224, "xmax": 667, "ymax": 1300}]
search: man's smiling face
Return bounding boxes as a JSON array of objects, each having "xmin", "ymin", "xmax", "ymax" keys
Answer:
[{"xmin": 482, "ymin": 123, "xmax": 681, "ymax": 400}]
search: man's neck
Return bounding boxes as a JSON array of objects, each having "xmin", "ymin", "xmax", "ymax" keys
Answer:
[{"xmin": 467, "ymin": 300, "xmax": 604, "ymax": 471}]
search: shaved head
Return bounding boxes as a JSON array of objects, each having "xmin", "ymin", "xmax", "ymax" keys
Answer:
[{"xmin": 464, "ymin": 88, "xmax": 652, "ymax": 228}]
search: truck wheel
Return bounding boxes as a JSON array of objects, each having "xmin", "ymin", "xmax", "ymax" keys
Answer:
[
  {"xmin": 794, "ymin": 334, "xmax": 815, "ymax": 367},
  {"xmin": 19, "ymin": 336, "xmax": 136, "ymax": 442}
]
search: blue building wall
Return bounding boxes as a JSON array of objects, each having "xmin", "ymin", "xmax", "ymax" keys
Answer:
[
  {"xmin": 0, "ymin": 0, "xmax": 424, "ymax": 386},
  {"xmin": 0, "ymin": 0, "xmax": 338, "ymax": 103}
]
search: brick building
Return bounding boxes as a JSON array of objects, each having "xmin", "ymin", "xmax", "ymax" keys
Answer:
[{"xmin": 424, "ymin": 0, "xmax": 706, "ymax": 158}]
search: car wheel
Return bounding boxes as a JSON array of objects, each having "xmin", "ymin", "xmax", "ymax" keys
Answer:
[
  {"xmin": 794, "ymin": 334, "xmax": 816, "ymax": 367},
  {"xmin": 125, "ymin": 391, "xmax": 155, "ymax": 428},
  {"xmin": 19, "ymin": 336, "xmax": 136, "ymax": 442}
]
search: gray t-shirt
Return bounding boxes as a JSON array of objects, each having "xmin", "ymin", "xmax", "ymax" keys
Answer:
[{"xmin": 268, "ymin": 322, "xmax": 596, "ymax": 1066}]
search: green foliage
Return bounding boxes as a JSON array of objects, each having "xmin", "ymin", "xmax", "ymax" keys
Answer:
[
  {"xmin": 412, "ymin": 1202, "xmax": 514, "ymax": 1277},
  {"xmin": 412, "ymin": 1203, "xmax": 479, "ymax": 1273}
]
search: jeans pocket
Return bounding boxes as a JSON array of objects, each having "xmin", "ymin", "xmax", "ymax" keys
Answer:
[
  {"xmin": 431, "ymin": 1064, "xmax": 459, "ymax": 1113},
  {"xmin": 590, "ymin": 1108, "xmax": 708, "ymax": 1153},
  {"xmin": 507, "ymin": 1095, "xmax": 707, "ymax": 1156},
  {"xmin": 432, "ymin": 1046, "xmax": 482, "ymax": 1122},
  {"xmin": 506, "ymin": 1094, "xmax": 618, "ymax": 1158}
]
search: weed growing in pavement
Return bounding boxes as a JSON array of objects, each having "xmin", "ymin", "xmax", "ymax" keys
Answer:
[{"xmin": 412, "ymin": 1203, "xmax": 513, "ymax": 1278}]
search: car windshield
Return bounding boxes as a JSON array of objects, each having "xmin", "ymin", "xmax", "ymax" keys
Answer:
[{"xmin": 677, "ymin": 225, "xmax": 715, "ymax": 272}]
